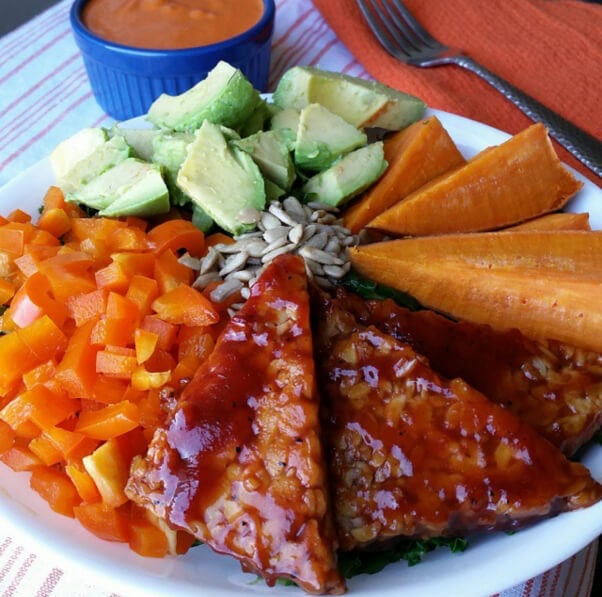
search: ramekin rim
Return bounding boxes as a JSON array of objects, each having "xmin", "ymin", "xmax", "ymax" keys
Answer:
[{"xmin": 69, "ymin": 0, "xmax": 275, "ymax": 57}]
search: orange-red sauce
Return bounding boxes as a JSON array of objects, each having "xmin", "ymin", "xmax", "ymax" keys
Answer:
[{"xmin": 82, "ymin": 0, "xmax": 265, "ymax": 50}]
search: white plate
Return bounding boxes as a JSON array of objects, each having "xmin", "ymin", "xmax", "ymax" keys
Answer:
[{"xmin": 0, "ymin": 110, "xmax": 601, "ymax": 597}]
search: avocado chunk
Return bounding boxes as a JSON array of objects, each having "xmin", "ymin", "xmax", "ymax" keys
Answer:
[
  {"xmin": 50, "ymin": 127, "xmax": 107, "ymax": 180},
  {"xmin": 302, "ymin": 142, "xmax": 387, "ymax": 207},
  {"xmin": 238, "ymin": 98, "xmax": 276, "ymax": 137},
  {"xmin": 294, "ymin": 103, "xmax": 367, "ymax": 171},
  {"xmin": 233, "ymin": 129, "xmax": 296, "ymax": 191},
  {"xmin": 147, "ymin": 61, "xmax": 261, "ymax": 132},
  {"xmin": 264, "ymin": 179, "xmax": 286, "ymax": 202},
  {"xmin": 57, "ymin": 135, "xmax": 132, "ymax": 194},
  {"xmin": 151, "ymin": 132, "xmax": 194, "ymax": 206},
  {"xmin": 113, "ymin": 127, "xmax": 158, "ymax": 161},
  {"xmin": 274, "ymin": 66, "xmax": 426, "ymax": 130},
  {"xmin": 191, "ymin": 204, "xmax": 215, "ymax": 232},
  {"xmin": 270, "ymin": 107, "xmax": 300, "ymax": 139},
  {"xmin": 67, "ymin": 158, "xmax": 170, "ymax": 217},
  {"xmin": 177, "ymin": 121, "xmax": 266, "ymax": 236}
]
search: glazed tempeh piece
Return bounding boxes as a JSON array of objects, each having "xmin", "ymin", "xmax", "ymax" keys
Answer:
[
  {"xmin": 126, "ymin": 255, "xmax": 344, "ymax": 594},
  {"xmin": 313, "ymin": 293, "xmax": 602, "ymax": 551},
  {"xmin": 336, "ymin": 290, "xmax": 602, "ymax": 456}
]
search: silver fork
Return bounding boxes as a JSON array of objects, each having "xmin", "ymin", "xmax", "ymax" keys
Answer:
[{"xmin": 357, "ymin": 0, "xmax": 602, "ymax": 178}]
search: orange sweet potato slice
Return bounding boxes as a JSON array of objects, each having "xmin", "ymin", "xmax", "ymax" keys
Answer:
[
  {"xmin": 348, "ymin": 231, "xmax": 602, "ymax": 352},
  {"xmin": 507, "ymin": 212, "xmax": 590, "ymax": 231},
  {"xmin": 312, "ymin": 292, "xmax": 602, "ymax": 550},
  {"xmin": 367, "ymin": 123, "xmax": 582, "ymax": 236},
  {"xmin": 342, "ymin": 116, "xmax": 465, "ymax": 233}
]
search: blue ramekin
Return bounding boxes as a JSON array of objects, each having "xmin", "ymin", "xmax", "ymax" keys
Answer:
[{"xmin": 70, "ymin": 0, "xmax": 275, "ymax": 121}]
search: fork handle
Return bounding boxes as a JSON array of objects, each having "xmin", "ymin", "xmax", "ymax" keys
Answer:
[{"xmin": 453, "ymin": 56, "xmax": 602, "ymax": 178}]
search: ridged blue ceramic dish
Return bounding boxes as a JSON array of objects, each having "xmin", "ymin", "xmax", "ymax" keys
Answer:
[{"xmin": 70, "ymin": 0, "xmax": 275, "ymax": 121}]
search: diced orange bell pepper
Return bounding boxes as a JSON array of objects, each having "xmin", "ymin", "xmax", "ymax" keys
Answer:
[
  {"xmin": 41, "ymin": 426, "xmax": 97, "ymax": 461},
  {"xmin": 111, "ymin": 252, "xmax": 155, "ymax": 279},
  {"xmin": 37, "ymin": 251, "xmax": 96, "ymax": 302},
  {"xmin": 37, "ymin": 207, "xmax": 72, "ymax": 239},
  {"xmin": 0, "ymin": 222, "xmax": 36, "ymax": 256},
  {"xmin": 107, "ymin": 226, "xmax": 150, "ymax": 253},
  {"xmin": 96, "ymin": 349, "xmax": 138, "ymax": 379},
  {"xmin": 147, "ymin": 219, "xmax": 205, "ymax": 257},
  {"xmin": 172, "ymin": 353, "xmax": 203, "ymax": 384},
  {"xmin": 106, "ymin": 292, "xmax": 140, "ymax": 321},
  {"xmin": 66, "ymin": 462, "xmax": 101, "ymax": 503},
  {"xmin": 14, "ymin": 243, "xmax": 61, "ymax": 277},
  {"xmin": 153, "ymin": 249, "xmax": 193, "ymax": 294},
  {"xmin": 28, "ymin": 434, "xmax": 63, "ymax": 466},
  {"xmin": 140, "ymin": 314, "xmax": 178, "ymax": 351},
  {"xmin": 10, "ymin": 272, "xmax": 69, "ymax": 328},
  {"xmin": 73, "ymin": 502, "xmax": 129, "ymax": 542},
  {"xmin": 0, "ymin": 420, "xmax": 15, "ymax": 454},
  {"xmin": 66, "ymin": 289, "xmax": 108, "ymax": 326},
  {"xmin": 152, "ymin": 284, "xmax": 219, "ymax": 327},
  {"xmin": 55, "ymin": 319, "xmax": 99, "ymax": 399},
  {"xmin": 91, "ymin": 375, "xmax": 129, "ymax": 405},
  {"xmin": 70, "ymin": 217, "xmax": 126, "ymax": 242},
  {"xmin": 125, "ymin": 275, "xmax": 159, "ymax": 317},
  {"xmin": 30, "ymin": 466, "xmax": 81, "ymax": 517},
  {"xmin": 205, "ymin": 232, "xmax": 235, "ymax": 248},
  {"xmin": 77, "ymin": 236, "xmax": 111, "ymax": 263},
  {"xmin": 0, "ymin": 278, "xmax": 15, "ymax": 304},
  {"xmin": 136, "ymin": 389, "xmax": 162, "ymax": 430},
  {"xmin": 127, "ymin": 514, "xmax": 169, "ymax": 558},
  {"xmin": 0, "ymin": 315, "xmax": 68, "ymax": 394},
  {"xmin": 7, "ymin": 209, "xmax": 32, "ymax": 223},
  {"xmin": 0, "ymin": 441, "xmax": 42, "ymax": 471},
  {"xmin": 22, "ymin": 359, "xmax": 57, "ymax": 390},
  {"xmin": 131, "ymin": 367, "xmax": 171, "ymax": 391},
  {"xmin": 134, "ymin": 328, "xmax": 159, "ymax": 364},
  {"xmin": 75, "ymin": 400, "xmax": 140, "ymax": 440},
  {"xmin": 81, "ymin": 429, "xmax": 147, "ymax": 506},
  {"xmin": 144, "ymin": 349, "xmax": 176, "ymax": 373}
]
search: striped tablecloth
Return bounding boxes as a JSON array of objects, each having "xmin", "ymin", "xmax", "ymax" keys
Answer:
[{"xmin": 0, "ymin": 1, "xmax": 598, "ymax": 596}]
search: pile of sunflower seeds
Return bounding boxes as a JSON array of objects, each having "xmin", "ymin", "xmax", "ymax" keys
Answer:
[{"xmin": 179, "ymin": 196, "xmax": 364, "ymax": 315}]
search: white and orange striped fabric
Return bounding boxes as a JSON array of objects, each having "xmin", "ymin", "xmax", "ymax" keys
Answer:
[{"xmin": 0, "ymin": 1, "xmax": 599, "ymax": 596}]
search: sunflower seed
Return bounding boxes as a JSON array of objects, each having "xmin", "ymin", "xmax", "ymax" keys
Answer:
[
  {"xmin": 298, "ymin": 245, "xmax": 344, "ymax": 266},
  {"xmin": 269, "ymin": 203, "xmax": 299, "ymax": 226},
  {"xmin": 260, "ymin": 211, "xmax": 282, "ymax": 230},
  {"xmin": 307, "ymin": 201, "xmax": 338, "ymax": 213},
  {"xmin": 323, "ymin": 264, "xmax": 348, "ymax": 279},
  {"xmin": 178, "ymin": 253, "xmax": 201, "ymax": 270},
  {"xmin": 324, "ymin": 237, "xmax": 342, "ymax": 254},
  {"xmin": 288, "ymin": 223, "xmax": 304, "ymax": 245},
  {"xmin": 314, "ymin": 275, "xmax": 335, "ymax": 290},
  {"xmin": 261, "ymin": 235, "xmax": 289, "ymax": 255},
  {"xmin": 263, "ymin": 225, "xmax": 290, "ymax": 244},
  {"xmin": 282, "ymin": 196, "xmax": 307, "ymax": 220},
  {"xmin": 304, "ymin": 231, "xmax": 329, "ymax": 250},
  {"xmin": 192, "ymin": 271, "xmax": 222, "ymax": 289},
  {"xmin": 261, "ymin": 243, "xmax": 296, "ymax": 264},
  {"xmin": 213, "ymin": 242, "xmax": 242, "ymax": 254},
  {"xmin": 210, "ymin": 278, "xmax": 243, "ymax": 303},
  {"xmin": 219, "ymin": 251, "xmax": 249, "ymax": 276},
  {"xmin": 304, "ymin": 259, "xmax": 325, "ymax": 276}
]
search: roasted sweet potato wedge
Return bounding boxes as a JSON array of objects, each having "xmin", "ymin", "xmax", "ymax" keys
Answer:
[
  {"xmin": 342, "ymin": 117, "xmax": 465, "ymax": 233},
  {"xmin": 126, "ymin": 255, "xmax": 344, "ymax": 595},
  {"xmin": 312, "ymin": 292, "xmax": 602, "ymax": 550},
  {"xmin": 367, "ymin": 123, "xmax": 582, "ymax": 236},
  {"xmin": 336, "ymin": 289, "xmax": 602, "ymax": 456},
  {"xmin": 507, "ymin": 212, "xmax": 590, "ymax": 231},
  {"xmin": 348, "ymin": 231, "xmax": 602, "ymax": 351}
]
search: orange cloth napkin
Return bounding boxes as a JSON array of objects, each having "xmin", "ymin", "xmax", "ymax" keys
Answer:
[{"xmin": 312, "ymin": 0, "xmax": 602, "ymax": 185}]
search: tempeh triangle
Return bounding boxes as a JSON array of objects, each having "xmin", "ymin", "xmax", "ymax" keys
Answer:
[
  {"xmin": 334, "ymin": 289, "xmax": 602, "ymax": 456},
  {"xmin": 312, "ymin": 291, "xmax": 602, "ymax": 551},
  {"xmin": 127, "ymin": 255, "xmax": 344, "ymax": 594}
]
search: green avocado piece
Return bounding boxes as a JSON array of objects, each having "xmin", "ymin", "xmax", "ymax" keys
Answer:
[
  {"xmin": 238, "ymin": 98, "xmax": 276, "ymax": 137},
  {"xmin": 151, "ymin": 132, "xmax": 194, "ymax": 206},
  {"xmin": 302, "ymin": 142, "xmax": 387, "ymax": 207},
  {"xmin": 233, "ymin": 129, "xmax": 296, "ymax": 191},
  {"xmin": 274, "ymin": 66, "xmax": 426, "ymax": 130},
  {"xmin": 147, "ymin": 61, "xmax": 261, "ymax": 132},
  {"xmin": 67, "ymin": 158, "xmax": 169, "ymax": 217},
  {"xmin": 264, "ymin": 179, "xmax": 286, "ymax": 202},
  {"xmin": 113, "ymin": 127, "xmax": 158, "ymax": 161},
  {"xmin": 50, "ymin": 127, "xmax": 108, "ymax": 180},
  {"xmin": 270, "ymin": 107, "xmax": 300, "ymax": 139},
  {"xmin": 294, "ymin": 103, "xmax": 367, "ymax": 171},
  {"xmin": 191, "ymin": 204, "xmax": 215, "ymax": 232},
  {"xmin": 58, "ymin": 134, "xmax": 132, "ymax": 194},
  {"xmin": 177, "ymin": 121, "xmax": 266, "ymax": 236}
]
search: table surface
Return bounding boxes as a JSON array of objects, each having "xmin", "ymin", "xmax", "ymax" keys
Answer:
[{"xmin": 0, "ymin": 1, "xmax": 600, "ymax": 595}]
